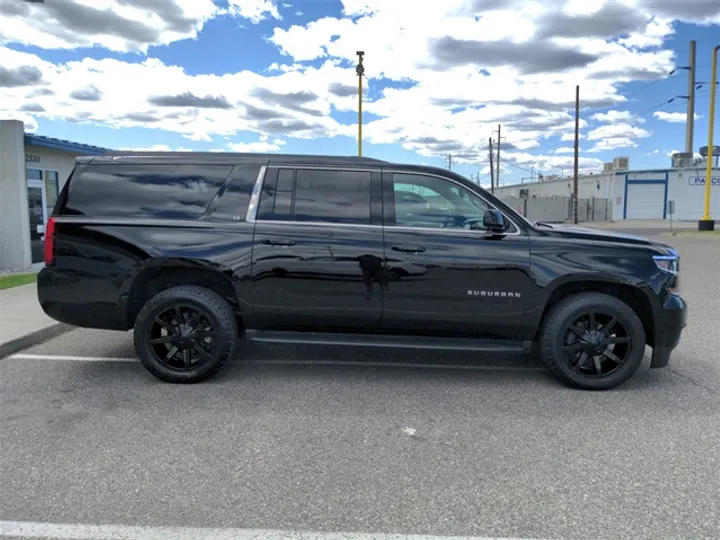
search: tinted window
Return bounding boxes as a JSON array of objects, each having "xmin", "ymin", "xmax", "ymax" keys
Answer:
[
  {"xmin": 391, "ymin": 173, "xmax": 490, "ymax": 230},
  {"xmin": 210, "ymin": 163, "xmax": 263, "ymax": 221},
  {"xmin": 65, "ymin": 164, "xmax": 232, "ymax": 218},
  {"xmin": 258, "ymin": 168, "xmax": 371, "ymax": 224}
]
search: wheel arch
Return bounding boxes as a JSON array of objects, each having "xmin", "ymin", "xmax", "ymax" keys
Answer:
[
  {"xmin": 124, "ymin": 258, "xmax": 242, "ymax": 330},
  {"xmin": 534, "ymin": 276, "xmax": 655, "ymax": 347}
]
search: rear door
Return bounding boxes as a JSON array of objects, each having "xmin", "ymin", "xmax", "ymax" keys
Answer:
[
  {"xmin": 250, "ymin": 165, "xmax": 385, "ymax": 331},
  {"xmin": 380, "ymin": 170, "xmax": 533, "ymax": 340}
]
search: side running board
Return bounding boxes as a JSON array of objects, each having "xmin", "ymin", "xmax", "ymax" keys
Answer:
[{"xmin": 245, "ymin": 331, "xmax": 532, "ymax": 353}]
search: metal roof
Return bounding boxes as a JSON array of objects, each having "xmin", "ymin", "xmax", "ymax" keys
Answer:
[{"xmin": 24, "ymin": 133, "xmax": 109, "ymax": 155}]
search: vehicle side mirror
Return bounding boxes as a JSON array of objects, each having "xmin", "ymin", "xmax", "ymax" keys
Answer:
[{"xmin": 483, "ymin": 209, "xmax": 506, "ymax": 232}]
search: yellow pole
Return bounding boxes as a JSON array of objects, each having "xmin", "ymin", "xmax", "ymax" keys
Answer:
[
  {"xmin": 356, "ymin": 50, "xmax": 365, "ymax": 157},
  {"xmin": 701, "ymin": 45, "xmax": 719, "ymax": 224},
  {"xmin": 358, "ymin": 73, "xmax": 363, "ymax": 156}
]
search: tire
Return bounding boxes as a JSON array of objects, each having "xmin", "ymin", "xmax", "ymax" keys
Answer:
[
  {"xmin": 133, "ymin": 286, "xmax": 237, "ymax": 383},
  {"xmin": 539, "ymin": 292, "xmax": 646, "ymax": 390}
]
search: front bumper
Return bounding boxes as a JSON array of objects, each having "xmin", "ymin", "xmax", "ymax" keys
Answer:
[{"xmin": 650, "ymin": 293, "xmax": 687, "ymax": 369}]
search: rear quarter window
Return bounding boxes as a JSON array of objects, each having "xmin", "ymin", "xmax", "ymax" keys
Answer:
[
  {"xmin": 207, "ymin": 163, "xmax": 263, "ymax": 222},
  {"xmin": 64, "ymin": 164, "xmax": 233, "ymax": 219}
]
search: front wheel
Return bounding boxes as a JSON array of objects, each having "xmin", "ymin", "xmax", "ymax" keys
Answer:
[
  {"xmin": 539, "ymin": 292, "xmax": 646, "ymax": 390},
  {"xmin": 133, "ymin": 286, "xmax": 237, "ymax": 383}
]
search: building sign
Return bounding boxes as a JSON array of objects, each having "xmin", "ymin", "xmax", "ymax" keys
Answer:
[
  {"xmin": 688, "ymin": 176, "xmax": 720, "ymax": 186},
  {"xmin": 25, "ymin": 154, "xmax": 40, "ymax": 164}
]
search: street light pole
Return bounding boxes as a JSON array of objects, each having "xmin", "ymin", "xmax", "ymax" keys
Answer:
[
  {"xmin": 356, "ymin": 51, "xmax": 365, "ymax": 157},
  {"xmin": 699, "ymin": 45, "xmax": 719, "ymax": 231}
]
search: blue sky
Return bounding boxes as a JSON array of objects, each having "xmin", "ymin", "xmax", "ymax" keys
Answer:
[{"xmin": 1, "ymin": 0, "xmax": 719, "ymax": 187}]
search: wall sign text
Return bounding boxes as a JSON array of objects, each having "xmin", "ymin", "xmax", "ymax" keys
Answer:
[
  {"xmin": 25, "ymin": 154, "xmax": 41, "ymax": 164},
  {"xmin": 688, "ymin": 176, "xmax": 720, "ymax": 186}
]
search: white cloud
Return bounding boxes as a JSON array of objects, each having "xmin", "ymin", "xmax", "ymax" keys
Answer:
[
  {"xmin": 553, "ymin": 147, "xmax": 576, "ymax": 154},
  {"xmin": 0, "ymin": 0, "xmax": 714, "ymax": 167},
  {"xmin": 619, "ymin": 18, "xmax": 675, "ymax": 49},
  {"xmin": 228, "ymin": 0, "xmax": 281, "ymax": 24},
  {"xmin": 587, "ymin": 123, "xmax": 651, "ymax": 141},
  {"xmin": 121, "ymin": 145, "xmax": 194, "ymax": 151},
  {"xmin": 653, "ymin": 111, "xmax": 701, "ymax": 123},
  {"xmin": 227, "ymin": 139, "xmax": 286, "ymax": 152},
  {"xmin": 591, "ymin": 110, "xmax": 645, "ymax": 124},
  {"xmin": 584, "ymin": 122, "xmax": 651, "ymax": 152},
  {"xmin": 0, "ymin": 0, "xmax": 220, "ymax": 53},
  {"xmin": 586, "ymin": 138, "xmax": 639, "ymax": 153},
  {"xmin": 561, "ymin": 132, "xmax": 584, "ymax": 141}
]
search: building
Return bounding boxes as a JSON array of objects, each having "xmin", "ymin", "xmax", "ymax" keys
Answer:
[
  {"xmin": 494, "ymin": 155, "xmax": 720, "ymax": 222},
  {"xmin": 0, "ymin": 120, "xmax": 108, "ymax": 270}
]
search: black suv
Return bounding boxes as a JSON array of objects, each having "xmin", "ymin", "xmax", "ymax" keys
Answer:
[{"xmin": 38, "ymin": 153, "xmax": 686, "ymax": 390}]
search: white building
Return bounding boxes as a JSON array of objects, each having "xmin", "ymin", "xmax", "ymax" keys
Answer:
[
  {"xmin": 0, "ymin": 120, "xmax": 108, "ymax": 270},
  {"xmin": 494, "ymin": 155, "xmax": 720, "ymax": 222}
]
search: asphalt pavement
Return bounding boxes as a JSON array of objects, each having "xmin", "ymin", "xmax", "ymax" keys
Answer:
[{"xmin": 1, "ymin": 233, "xmax": 719, "ymax": 540}]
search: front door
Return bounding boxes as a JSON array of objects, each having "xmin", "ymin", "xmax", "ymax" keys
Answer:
[
  {"xmin": 380, "ymin": 171, "xmax": 533, "ymax": 340},
  {"xmin": 251, "ymin": 166, "xmax": 385, "ymax": 331},
  {"xmin": 27, "ymin": 180, "xmax": 47, "ymax": 264}
]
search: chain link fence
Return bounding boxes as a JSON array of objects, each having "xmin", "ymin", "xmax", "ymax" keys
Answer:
[{"xmin": 500, "ymin": 197, "xmax": 611, "ymax": 223}]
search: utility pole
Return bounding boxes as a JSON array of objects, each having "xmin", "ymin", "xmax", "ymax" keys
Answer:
[
  {"xmin": 573, "ymin": 85, "xmax": 580, "ymax": 225},
  {"xmin": 495, "ymin": 124, "xmax": 502, "ymax": 188},
  {"xmin": 686, "ymin": 40, "xmax": 697, "ymax": 154},
  {"xmin": 356, "ymin": 51, "xmax": 365, "ymax": 157},
  {"xmin": 488, "ymin": 137, "xmax": 495, "ymax": 194},
  {"xmin": 446, "ymin": 154, "xmax": 452, "ymax": 171}
]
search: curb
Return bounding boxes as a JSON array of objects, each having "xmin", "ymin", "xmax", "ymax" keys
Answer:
[{"xmin": 0, "ymin": 323, "xmax": 75, "ymax": 359}]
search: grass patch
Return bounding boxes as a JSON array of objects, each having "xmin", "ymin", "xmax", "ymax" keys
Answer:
[{"xmin": 0, "ymin": 273, "xmax": 37, "ymax": 290}]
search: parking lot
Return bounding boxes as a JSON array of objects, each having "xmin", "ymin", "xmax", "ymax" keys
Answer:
[{"xmin": 1, "ymin": 232, "xmax": 719, "ymax": 540}]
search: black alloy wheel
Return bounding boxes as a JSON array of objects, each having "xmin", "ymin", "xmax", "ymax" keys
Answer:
[
  {"xmin": 134, "ymin": 286, "xmax": 237, "ymax": 383},
  {"xmin": 149, "ymin": 304, "xmax": 218, "ymax": 371},
  {"xmin": 539, "ymin": 292, "xmax": 646, "ymax": 390},
  {"xmin": 560, "ymin": 312, "xmax": 632, "ymax": 378}
]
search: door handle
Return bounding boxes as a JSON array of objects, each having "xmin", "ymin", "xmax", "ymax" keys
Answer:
[
  {"xmin": 391, "ymin": 245, "xmax": 426, "ymax": 254},
  {"xmin": 262, "ymin": 239, "xmax": 296, "ymax": 247}
]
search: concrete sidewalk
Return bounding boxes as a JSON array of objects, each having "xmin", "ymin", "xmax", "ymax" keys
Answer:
[{"xmin": 0, "ymin": 282, "xmax": 72, "ymax": 358}]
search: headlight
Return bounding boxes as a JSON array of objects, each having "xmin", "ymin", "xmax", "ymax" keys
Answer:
[
  {"xmin": 653, "ymin": 255, "xmax": 679, "ymax": 274},
  {"xmin": 653, "ymin": 251, "xmax": 680, "ymax": 294}
]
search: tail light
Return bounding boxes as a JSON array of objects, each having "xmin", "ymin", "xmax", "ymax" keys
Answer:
[{"xmin": 44, "ymin": 217, "xmax": 56, "ymax": 266}]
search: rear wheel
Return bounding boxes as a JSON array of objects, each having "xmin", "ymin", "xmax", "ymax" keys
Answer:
[
  {"xmin": 133, "ymin": 286, "xmax": 237, "ymax": 383},
  {"xmin": 539, "ymin": 292, "xmax": 646, "ymax": 390}
]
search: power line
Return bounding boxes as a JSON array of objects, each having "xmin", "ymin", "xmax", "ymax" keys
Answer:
[
  {"xmin": 625, "ymin": 69, "xmax": 678, "ymax": 99},
  {"xmin": 501, "ymin": 159, "xmax": 532, "ymax": 173}
]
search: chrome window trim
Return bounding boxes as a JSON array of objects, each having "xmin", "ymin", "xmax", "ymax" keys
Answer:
[
  {"xmin": 384, "ymin": 169, "xmax": 523, "ymax": 236},
  {"xmin": 254, "ymin": 219, "xmax": 383, "ymax": 229},
  {"xmin": 249, "ymin": 165, "xmax": 523, "ymax": 237},
  {"xmin": 254, "ymin": 219, "xmax": 520, "ymax": 238},
  {"xmin": 245, "ymin": 165, "xmax": 267, "ymax": 223}
]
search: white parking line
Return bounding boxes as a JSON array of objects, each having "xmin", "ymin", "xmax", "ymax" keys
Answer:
[
  {"xmin": 7, "ymin": 354, "xmax": 544, "ymax": 371},
  {"xmin": 9, "ymin": 354, "xmax": 137, "ymax": 362},
  {"xmin": 0, "ymin": 521, "xmax": 538, "ymax": 540}
]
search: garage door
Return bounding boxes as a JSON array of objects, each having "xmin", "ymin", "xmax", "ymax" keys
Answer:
[{"xmin": 626, "ymin": 183, "xmax": 665, "ymax": 219}]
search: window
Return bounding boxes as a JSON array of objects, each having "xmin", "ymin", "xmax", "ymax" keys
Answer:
[
  {"xmin": 66, "ymin": 164, "xmax": 232, "ymax": 218},
  {"xmin": 258, "ymin": 168, "xmax": 372, "ymax": 224},
  {"xmin": 209, "ymin": 163, "xmax": 263, "ymax": 221},
  {"xmin": 391, "ymin": 173, "xmax": 491, "ymax": 230},
  {"xmin": 44, "ymin": 170, "xmax": 59, "ymax": 216}
]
